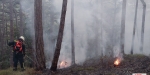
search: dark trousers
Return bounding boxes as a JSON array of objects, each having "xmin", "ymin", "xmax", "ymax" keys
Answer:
[{"xmin": 13, "ymin": 52, "xmax": 24, "ymax": 68}]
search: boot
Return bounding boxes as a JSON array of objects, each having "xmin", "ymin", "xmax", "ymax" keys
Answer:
[{"xmin": 13, "ymin": 67, "xmax": 17, "ymax": 71}]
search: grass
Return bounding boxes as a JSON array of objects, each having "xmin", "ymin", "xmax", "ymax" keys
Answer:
[
  {"xmin": 124, "ymin": 54, "xmax": 146, "ymax": 59},
  {"xmin": 0, "ymin": 67, "xmax": 40, "ymax": 75},
  {"xmin": 72, "ymin": 66, "xmax": 96, "ymax": 72}
]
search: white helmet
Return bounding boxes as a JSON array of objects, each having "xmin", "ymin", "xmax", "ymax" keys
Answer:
[{"xmin": 19, "ymin": 36, "xmax": 25, "ymax": 41}]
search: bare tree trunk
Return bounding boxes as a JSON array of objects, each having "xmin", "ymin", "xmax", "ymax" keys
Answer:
[
  {"xmin": 0, "ymin": 2, "xmax": 6, "ymax": 68},
  {"xmin": 111, "ymin": 0, "xmax": 117, "ymax": 57},
  {"xmin": 100, "ymin": 0, "xmax": 103, "ymax": 57},
  {"xmin": 120, "ymin": 0, "xmax": 127, "ymax": 55},
  {"xmin": 0, "ymin": 25, "xmax": 1, "ymax": 50},
  {"xmin": 131, "ymin": 0, "xmax": 138, "ymax": 54},
  {"xmin": 9, "ymin": 0, "xmax": 14, "ymax": 40},
  {"xmin": 34, "ymin": 0, "xmax": 46, "ymax": 70},
  {"xmin": 5, "ymin": 14, "xmax": 8, "ymax": 52},
  {"xmin": 100, "ymin": 0, "xmax": 104, "ymax": 69},
  {"xmin": 94, "ymin": 0, "xmax": 100, "ymax": 57},
  {"xmin": 140, "ymin": 0, "xmax": 146, "ymax": 52},
  {"xmin": 5, "ymin": 12, "xmax": 8, "ymax": 46},
  {"xmin": 71, "ymin": 0, "xmax": 75, "ymax": 65},
  {"xmin": 9, "ymin": 0, "xmax": 14, "ymax": 67},
  {"xmin": 19, "ymin": 4, "xmax": 23, "ymax": 36},
  {"xmin": 3, "ymin": 13, "xmax": 6, "ymax": 50},
  {"xmin": 1, "ymin": 1, "xmax": 5, "ymax": 52},
  {"xmin": 14, "ymin": 9, "xmax": 19, "ymax": 37},
  {"xmin": 0, "ymin": 2, "xmax": 4, "ymax": 57},
  {"xmin": 50, "ymin": 0, "xmax": 68, "ymax": 71}
]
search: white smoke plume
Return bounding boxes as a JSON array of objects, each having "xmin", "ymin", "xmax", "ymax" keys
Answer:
[{"xmin": 20, "ymin": 0, "xmax": 150, "ymax": 69}]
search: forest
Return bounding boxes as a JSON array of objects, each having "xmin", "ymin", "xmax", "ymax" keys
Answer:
[{"xmin": 0, "ymin": 0, "xmax": 150, "ymax": 75}]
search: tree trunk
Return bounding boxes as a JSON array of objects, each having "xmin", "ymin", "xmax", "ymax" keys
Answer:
[
  {"xmin": 71, "ymin": 0, "xmax": 75, "ymax": 65},
  {"xmin": 19, "ymin": 4, "xmax": 23, "ymax": 36},
  {"xmin": 1, "ymin": 1, "xmax": 5, "ymax": 52},
  {"xmin": 9, "ymin": 0, "xmax": 14, "ymax": 67},
  {"xmin": 50, "ymin": 0, "xmax": 68, "ymax": 71},
  {"xmin": 4, "ymin": 13, "xmax": 6, "ymax": 49},
  {"xmin": 100, "ymin": 0, "xmax": 103, "ymax": 57},
  {"xmin": 0, "ymin": 25, "xmax": 1, "ymax": 49},
  {"xmin": 9, "ymin": 0, "xmax": 14, "ymax": 40},
  {"xmin": 140, "ymin": 0, "xmax": 146, "ymax": 52},
  {"xmin": 14, "ymin": 9, "xmax": 19, "ymax": 37},
  {"xmin": 120, "ymin": 0, "xmax": 127, "ymax": 55},
  {"xmin": 0, "ymin": 6, "xmax": 4, "ymax": 66},
  {"xmin": 34, "ymin": 0, "xmax": 46, "ymax": 70},
  {"xmin": 94, "ymin": 0, "xmax": 100, "ymax": 57},
  {"xmin": 131, "ymin": 0, "xmax": 138, "ymax": 54},
  {"xmin": 112, "ymin": 0, "xmax": 117, "ymax": 47}
]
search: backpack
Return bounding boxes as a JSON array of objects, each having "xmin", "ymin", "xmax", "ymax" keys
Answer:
[{"xmin": 14, "ymin": 40, "xmax": 23, "ymax": 52}]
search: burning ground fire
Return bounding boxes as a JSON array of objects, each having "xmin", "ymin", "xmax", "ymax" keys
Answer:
[
  {"xmin": 58, "ymin": 61, "xmax": 68, "ymax": 69},
  {"xmin": 114, "ymin": 53, "xmax": 123, "ymax": 66},
  {"xmin": 114, "ymin": 58, "xmax": 121, "ymax": 66}
]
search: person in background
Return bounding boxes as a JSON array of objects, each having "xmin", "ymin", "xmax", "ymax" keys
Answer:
[{"xmin": 8, "ymin": 36, "xmax": 25, "ymax": 71}]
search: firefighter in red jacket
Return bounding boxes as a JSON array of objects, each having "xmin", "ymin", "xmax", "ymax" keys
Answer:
[{"xmin": 8, "ymin": 36, "xmax": 25, "ymax": 71}]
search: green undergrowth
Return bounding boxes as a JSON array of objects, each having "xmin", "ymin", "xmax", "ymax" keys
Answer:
[
  {"xmin": 125, "ymin": 54, "xmax": 146, "ymax": 57},
  {"xmin": 72, "ymin": 67, "xmax": 95, "ymax": 72},
  {"xmin": 124, "ymin": 54, "xmax": 147, "ymax": 59},
  {"xmin": 0, "ymin": 67, "xmax": 41, "ymax": 75}
]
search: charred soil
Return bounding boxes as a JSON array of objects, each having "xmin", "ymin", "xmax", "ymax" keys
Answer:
[{"xmin": 43, "ymin": 54, "xmax": 150, "ymax": 75}]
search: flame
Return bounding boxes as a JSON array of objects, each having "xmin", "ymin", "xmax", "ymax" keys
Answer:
[
  {"xmin": 114, "ymin": 59, "xmax": 120, "ymax": 66},
  {"xmin": 60, "ymin": 61, "xmax": 66, "ymax": 66},
  {"xmin": 59, "ymin": 61, "xmax": 67, "ymax": 68}
]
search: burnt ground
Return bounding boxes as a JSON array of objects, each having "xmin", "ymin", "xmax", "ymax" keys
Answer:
[{"xmin": 42, "ymin": 54, "xmax": 150, "ymax": 75}]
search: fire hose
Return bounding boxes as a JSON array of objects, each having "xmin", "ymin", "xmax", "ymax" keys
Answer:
[
  {"xmin": 25, "ymin": 55, "xmax": 36, "ymax": 64},
  {"xmin": 7, "ymin": 40, "xmax": 37, "ymax": 65},
  {"xmin": 25, "ymin": 55, "xmax": 41, "ymax": 67}
]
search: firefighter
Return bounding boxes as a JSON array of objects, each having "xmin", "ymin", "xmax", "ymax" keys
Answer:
[{"xmin": 8, "ymin": 36, "xmax": 25, "ymax": 71}]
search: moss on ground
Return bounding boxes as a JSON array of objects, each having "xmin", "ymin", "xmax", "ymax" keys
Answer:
[{"xmin": 0, "ymin": 68, "xmax": 37, "ymax": 75}]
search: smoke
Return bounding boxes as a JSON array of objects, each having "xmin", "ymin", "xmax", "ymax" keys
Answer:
[
  {"xmin": 20, "ymin": 0, "xmax": 150, "ymax": 69},
  {"xmin": 20, "ymin": 0, "xmax": 34, "ymax": 45},
  {"xmin": 125, "ymin": 0, "xmax": 150, "ymax": 55}
]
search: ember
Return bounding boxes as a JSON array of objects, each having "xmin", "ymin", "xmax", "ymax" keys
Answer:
[{"xmin": 114, "ymin": 58, "xmax": 120, "ymax": 66}]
